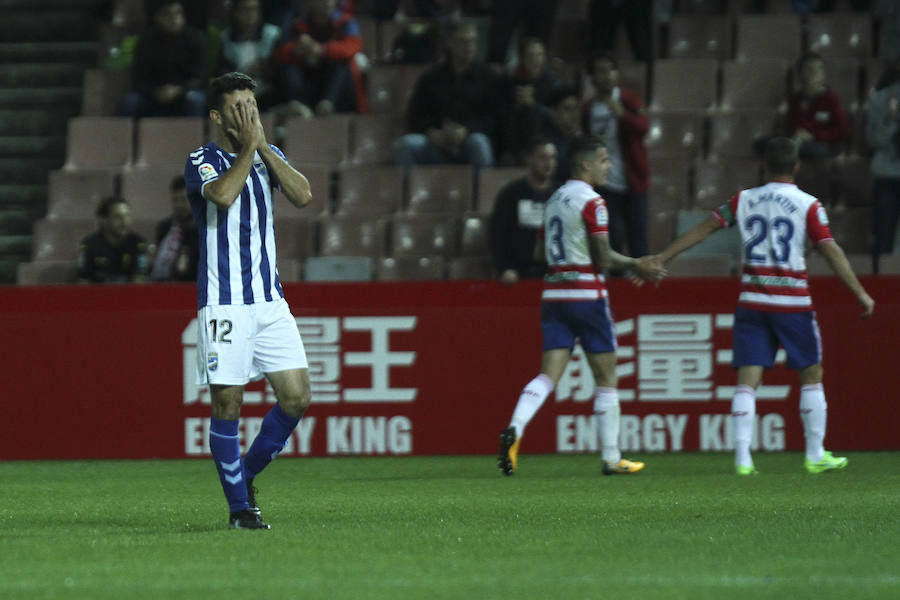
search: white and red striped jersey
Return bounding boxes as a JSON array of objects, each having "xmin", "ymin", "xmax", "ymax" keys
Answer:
[
  {"xmin": 541, "ymin": 179, "xmax": 610, "ymax": 302},
  {"xmin": 713, "ymin": 181, "xmax": 834, "ymax": 312}
]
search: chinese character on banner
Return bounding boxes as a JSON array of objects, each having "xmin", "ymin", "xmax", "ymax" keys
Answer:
[
  {"xmin": 638, "ymin": 314, "xmax": 714, "ymax": 401},
  {"xmin": 297, "ymin": 317, "xmax": 342, "ymax": 404}
]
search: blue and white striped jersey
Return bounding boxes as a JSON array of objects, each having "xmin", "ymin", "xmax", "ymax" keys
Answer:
[{"xmin": 184, "ymin": 142, "xmax": 285, "ymax": 309}]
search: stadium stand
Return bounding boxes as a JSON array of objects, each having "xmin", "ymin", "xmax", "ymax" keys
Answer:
[
  {"xmin": 666, "ymin": 15, "xmax": 733, "ymax": 60},
  {"xmin": 304, "ymin": 256, "xmax": 374, "ymax": 282},
  {"xmin": 407, "ymin": 166, "xmax": 474, "ymax": 214},
  {"xmin": 376, "ymin": 255, "xmax": 445, "ymax": 280},
  {"xmin": 64, "ymin": 117, "xmax": 133, "ymax": 171},
  {"xmin": 649, "ymin": 59, "xmax": 719, "ymax": 112},
  {"xmin": 281, "ymin": 115, "xmax": 352, "ymax": 167},
  {"xmin": 318, "ymin": 215, "xmax": 387, "ymax": 258},
  {"xmin": 475, "ymin": 167, "xmax": 527, "ymax": 215},
  {"xmin": 46, "ymin": 170, "xmax": 117, "ymax": 219},
  {"xmin": 390, "ymin": 213, "xmax": 459, "ymax": 258},
  {"xmin": 720, "ymin": 59, "xmax": 790, "ymax": 112},
  {"xmin": 735, "ymin": 14, "xmax": 802, "ymax": 62},
  {"xmin": 134, "ymin": 117, "xmax": 205, "ymax": 170},
  {"xmin": 335, "ymin": 166, "xmax": 403, "ymax": 216}
]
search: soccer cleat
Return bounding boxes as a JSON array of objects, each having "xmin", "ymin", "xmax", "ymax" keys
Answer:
[
  {"xmin": 602, "ymin": 458, "xmax": 645, "ymax": 475},
  {"xmin": 246, "ymin": 479, "xmax": 260, "ymax": 515},
  {"xmin": 736, "ymin": 465, "xmax": 759, "ymax": 476},
  {"xmin": 805, "ymin": 450, "xmax": 848, "ymax": 474},
  {"xmin": 498, "ymin": 426, "xmax": 520, "ymax": 476},
  {"xmin": 228, "ymin": 509, "xmax": 270, "ymax": 530}
]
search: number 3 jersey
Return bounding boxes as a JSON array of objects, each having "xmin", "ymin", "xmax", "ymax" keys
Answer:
[
  {"xmin": 713, "ymin": 181, "xmax": 834, "ymax": 312},
  {"xmin": 185, "ymin": 143, "xmax": 286, "ymax": 310},
  {"xmin": 541, "ymin": 179, "xmax": 610, "ymax": 302}
]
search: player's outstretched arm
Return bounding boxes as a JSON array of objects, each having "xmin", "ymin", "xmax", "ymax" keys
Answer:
[
  {"xmin": 589, "ymin": 234, "xmax": 664, "ymax": 282},
  {"xmin": 815, "ymin": 240, "xmax": 875, "ymax": 317},
  {"xmin": 656, "ymin": 215, "xmax": 721, "ymax": 265}
]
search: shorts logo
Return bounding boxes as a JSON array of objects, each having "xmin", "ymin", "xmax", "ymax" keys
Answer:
[
  {"xmin": 208, "ymin": 351, "xmax": 218, "ymax": 372},
  {"xmin": 198, "ymin": 163, "xmax": 217, "ymax": 182}
]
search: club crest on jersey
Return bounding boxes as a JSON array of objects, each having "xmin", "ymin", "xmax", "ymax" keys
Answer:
[
  {"xmin": 208, "ymin": 352, "xmax": 218, "ymax": 372},
  {"xmin": 596, "ymin": 205, "xmax": 608, "ymax": 226},
  {"xmin": 198, "ymin": 163, "xmax": 217, "ymax": 182},
  {"xmin": 817, "ymin": 205, "xmax": 829, "ymax": 225},
  {"xmin": 254, "ymin": 162, "xmax": 266, "ymax": 175}
]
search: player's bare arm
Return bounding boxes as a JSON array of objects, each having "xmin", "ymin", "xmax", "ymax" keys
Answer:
[
  {"xmin": 258, "ymin": 145, "xmax": 312, "ymax": 208},
  {"xmin": 203, "ymin": 100, "xmax": 260, "ymax": 209},
  {"xmin": 656, "ymin": 214, "xmax": 721, "ymax": 265},
  {"xmin": 815, "ymin": 240, "xmax": 875, "ymax": 317},
  {"xmin": 589, "ymin": 234, "xmax": 664, "ymax": 281}
]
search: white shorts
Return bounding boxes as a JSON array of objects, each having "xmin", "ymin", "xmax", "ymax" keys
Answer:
[{"xmin": 196, "ymin": 298, "xmax": 308, "ymax": 386}]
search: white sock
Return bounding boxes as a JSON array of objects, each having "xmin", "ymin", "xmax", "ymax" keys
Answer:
[
  {"xmin": 593, "ymin": 387, "xmax": 621, "ymax": 464},
  {"xmin": 509, "ymin": 374, "xmax": 554, "ymax": 438},
  {"xmin": 732, "ymin": 385, "xmax": 756, "ymax": 468},
  {"xmin": 800, "ymin": 383, "xmax": 827, "ymax": 462}
]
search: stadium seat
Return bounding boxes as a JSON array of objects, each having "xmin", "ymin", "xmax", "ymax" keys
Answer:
[
  {"xmin": 275, "ymin": 257, "xmax": 303, "ymax": 282},
  {"xmin": 644, "ymin": 111, "xmax": 702, "ymax": 160},
  {"xmin": 335, "ymin": 166, "xmax": 402, "ymax": 216},
  {"xmin": 357, "ymin": 16, "xmax": 378, "ymax": 60},
  {"xmin": 46, "ymin": 170, "xmax": 117, "ymax": 219},
  {"xmin": 64, "ymin": 116, "xmax": 133, "ymax": 171},
  {"xmin": 666, "ymin": 15, "xmax": 733, "ymax": 60},
  {"xmin": 16, "ymin": 260, "xmax": 78, "ymax": 285},
  {"xmin": 707, "ymin": 111, "xmax": 778, "ymax": 158},
  {"xmin": 720, "ymin": 60, "xmax": 790, "ymax": 112},
  {"xmin": 367, "ymin": 64, "xmax": 427, "ymax": 114},
  {"xmin": 649, "ymin": 59, "xmax": 719, "ymax": 112},
  {"xmin": 81, "ymin": 68, "xmax": 133, "ymax": 117},
  {"xmin": 674, "ymin": 0, "xmax": 728, "ymax": 14},
  {"xmin": 832, "ymin": 156, "xmax": 873, "ymax": 207},
  {"xmin": 390, "ymin": 213, "xmax": 459, "ymax": 257},
  {"xmin": 476, "ymin": 167, "xmax": 527, "ymax": 215},
  {"xmin": 304, "ymin": 256, "xmax": 374, "ymax": 281},
  {"xmin": 407, "ymin": 165, "xmax": 473, "ymax": 214},
  {"xmin": 666, "ymin": 254, "xmax": 735, "ymax": 277},
  {"xmin": 134, "ymin": 117, "xmax": 205, "ymax": 170},
  {"xmin": 448, "ymin": 256, "xmax": 494, "ymax": 280},
  {"xmin": 649, "ymin": 158, "xmax": 691, "ymax": 213},
  {"xmin": 693, "ymin": 158, "xmax": 762, "ymax": 210},
  {"xmin": 876, "ymin": 254, "xmax": 900, "ymax": 275},
  {"xmin": 273, "ymin": 218, "xmax": 315, "ymax": 261},
  {"xmin": 807, "ymin": 13, "xmax": 872, "ymax": 60},
  {"xmin": 31, "ymin": 218, "xmax": 95, "ymax": 261},
  {"xmin": 794, "ymin": 159, "xmax": 835, "ymax": 205},
  {"xmin": 806, "ymin": 251, "xmax": 873, "ymax": 276},
  {"xmin": 318, "ymin": 215, "xmax": 387, "ymax": 258},
  {"xmin": 556, "ymin": 0, "xmax": 591, "ymax": 18},
  {"xmin": 348, "ymin": 114, "xmax": 403, "ymax": 166},
  {"xmin": 847, "ymin": 107, "xmax": 872, "ymax": 157},
  {"xmin": 281, "ymin": 115, "xmax": 352, "ymax": 167},
  {"xmin": 675, "ymin": 208, "xmax": 742, "ymax": 260},
  {"xmin": 460, "ymin": 213, "xmax": 489, "ymax": 257},
  {"xmin": 735, "ymin": 15, "xmax": 801, "ymax": 62},
  {"xmin": 827, "ymin": 206, "xmax": 872, "ymax": 254},
  {"xmin": 274, "ymin": 165, "xmax": 331, "ymax": 218},
  {"xmin": 375, "ymin": 255, "xmax": 445, "ymax": 280},
  {"xmin": 648, "ymin": 210, "xmax": 676, "ymax": 253},
  {"xmin": 120, "ymin": 167, "xmax": 182, "ymax": 221}
]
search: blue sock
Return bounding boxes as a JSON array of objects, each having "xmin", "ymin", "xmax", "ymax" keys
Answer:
[
  {"xmin": 244, "ymin": 404, "xmax": 301, "ymax": 479},
  {"xmin": 209, "ymin": 418, "xmax": 248, "ymax": 513}
]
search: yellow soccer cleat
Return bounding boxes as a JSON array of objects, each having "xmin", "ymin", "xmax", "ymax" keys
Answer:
[
  {"xmin": 736, "ymin": 465, "xmax": 759, "ymax": 476},
  {"xmin": 602, "ymin": 458, "xmax": 645, "ymax": 475},
  {"xmin": 805, "ymin": 450, "xmax": 848, "ymax": 474},
  {"xmin": 498, "ymin": 427, "xmax": 520, "ymax": 476}
]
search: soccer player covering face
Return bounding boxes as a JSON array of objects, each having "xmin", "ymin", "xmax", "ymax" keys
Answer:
[
  {"xmin": 653, "ymin": 137, "xmax": 875, "ymax": 475},
  {"xmin": 498, "ymin": 137, "xmax": 664, "ymax": 476},
  {"xmin": 184, "ymin": 72, "xmax": 314, "ymax": 529}
]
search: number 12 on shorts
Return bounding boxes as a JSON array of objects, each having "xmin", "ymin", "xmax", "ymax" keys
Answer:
[{"xmin": 208, "ymin": 319, "xmax": 233, "ymax": 344}]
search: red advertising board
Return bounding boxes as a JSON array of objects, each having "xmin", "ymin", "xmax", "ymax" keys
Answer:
[{"xmin": 1, "ymin": 277, "xmax": 897, "ymax": 460}]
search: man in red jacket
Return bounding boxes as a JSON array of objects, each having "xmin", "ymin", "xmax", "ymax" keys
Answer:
[
  {"xmin": 273, "ymin": 0, "xmax": 369, "ymax": 116},
  {"xmin": 786, "ymin": 52, "xmax": 848, "ymax": 159},
  {"xmin": 583, "ymin": 51, "xmax": 649, "ymax": 258}
]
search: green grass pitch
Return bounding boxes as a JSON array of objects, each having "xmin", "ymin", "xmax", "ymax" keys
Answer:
[{"xmin": 2, "ymin": 453, "xmax": 898, "ymax": 599}]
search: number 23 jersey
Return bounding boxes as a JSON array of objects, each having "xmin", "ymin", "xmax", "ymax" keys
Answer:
[{"xmin": 713, "ymin": 181, "xmax": 833, "ymax": 312}]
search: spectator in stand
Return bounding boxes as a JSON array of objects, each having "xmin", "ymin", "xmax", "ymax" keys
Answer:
[
  {"xmin": 786, "ymin": 52, "xmax": 848, "ymax": 159},
  {"xmin": 583, "ymin": 51, "xmax": 649, "ymax": 258},
  {"xmin": 487, "ymin": 0, "xmax": 558, "ymax": 65},
  {"xmin": 118, "ymin": 0, "xmax": 208, "ymax": 118},
  {"xmin": 490, "ymin": 138, "xmax": 559, "ymax": 283},
  {"xmin": 273, "ymin": 0, "xmax": 369, "ymax": 117},
  {"xmin": 218, "ymin": 0, "xmax": 281, "ymax": 109},
  {"xmin": 866, "ymin": 61, "xmax": 900, "ymax": 274},
  {"xmin": 77, "ymin": 197, "xmax": 150, "ymax": 284},
  {"xmin": 526, "ymin": 85, "xmax": 582, "ymax": 181},
  {"xmin": 589, "ymin": 0, "xmax": 653, "ymax": 62},
  {"xmin": 393, "ymin": 20, "xmax": 504, "ymax": 169},
  {"xmin": 501, "ymin": 37, "xmax": 561, "ymax": 164},
  {"xmin": 151, "ymin": 176, "xmax": 198, "ymax": 282}
]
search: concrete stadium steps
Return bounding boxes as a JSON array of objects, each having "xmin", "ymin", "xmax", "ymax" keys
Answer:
[
  {"xmin": 0, "ymin": 64, "xmax": 86, "ymax": 88},
  {"xmin": 0, "ymin": 42, "xmax": 98, "ymax": 64},
  {"xmin": 0, "ymin": 109, "xmax": 74, "ymax": 136},
  {"xmin": 0, "ymin": 10, "xmax": 99, "ymax": 43}
]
